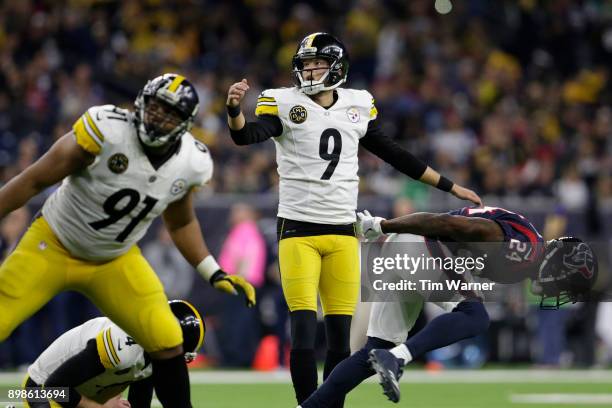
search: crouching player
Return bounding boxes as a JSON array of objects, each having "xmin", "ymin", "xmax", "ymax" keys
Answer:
[
  {"xmin": 23, "ymin": 300, "xmax": 204, "ymax": 408},
  {"xmin": 300, "ymin": 206, "xmax": 597, "ymax": 406}
]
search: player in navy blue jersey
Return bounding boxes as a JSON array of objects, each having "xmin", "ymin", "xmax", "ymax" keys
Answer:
[
  {"xmin": 426, "ymin": 206, "xmax": 545, "ymax": 284},
  {"xmin": 299, "ymin": 206, "xmax": 597, "ymax": 406}
]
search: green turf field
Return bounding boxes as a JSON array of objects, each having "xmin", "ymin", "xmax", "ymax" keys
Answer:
[
  {"xmin": 188, "ymin": 383, "xmax": 612, "ymax": 408},
  {"xmin": 1, "ymin": 370, "xmax": 611, "ymax": 407}
]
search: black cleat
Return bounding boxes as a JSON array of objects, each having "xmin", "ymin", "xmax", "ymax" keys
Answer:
[{"xmin": 368, "ymin": 349, "xmax": 403, "ymax": 403}]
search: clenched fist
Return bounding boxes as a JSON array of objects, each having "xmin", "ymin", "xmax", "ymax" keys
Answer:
[{"xmin": 227, "ymin": 78, "xmax": 250, "ymax": 107}]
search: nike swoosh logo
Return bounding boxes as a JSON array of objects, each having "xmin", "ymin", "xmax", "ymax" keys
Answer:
[{"xmin": 117, "ymin": 342, "xmax": 122, "ymax": 351}]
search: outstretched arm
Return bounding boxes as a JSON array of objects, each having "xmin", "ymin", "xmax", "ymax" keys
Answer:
[
  {"xmin": 0, "ymin": 132, "xmax": 93, "ymax": 220},
  {"xmin": 381, "ymin": 212, "xmax": 503, "ymax": 242},
  {"xmin": 162, "ymin": 191, "xmax": 256, "ymax": 306},
  {"xmin": 358, "ymin": 210, "xmax": 504, "ymax": 242},
  {"xmin": 360, "ymin": 120, "xmax": 482, "ymax": 206}
]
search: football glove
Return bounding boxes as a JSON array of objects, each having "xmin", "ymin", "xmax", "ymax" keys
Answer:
[
  {"xmin": 357, "ymin": 210, "xmax": 386, "ymax": 240},
  {"xmin": 210, "ymin": 270, "xmax": 256, "ymax": 307}
]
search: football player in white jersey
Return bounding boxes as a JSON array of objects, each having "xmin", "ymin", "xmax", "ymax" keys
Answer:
[
  {"xmin": 23, "ymin": 300, "xmax": 204, "ymax": 408},
  {"xmin": 225, "ymin": 32, "xmax": 482, "ymax": 406},
  {"xmin": 0, "ymin": 73, "xmax": 256, "ymax": 408}
]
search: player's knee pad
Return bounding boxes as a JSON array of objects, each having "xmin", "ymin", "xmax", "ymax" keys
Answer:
[
  {"xmin": 290, "ymin": 310, "xmax": 317, "ymax": 350},
  {"xmin": 454, "ymin": 301, "xmax": 490, "ymax": 336}
]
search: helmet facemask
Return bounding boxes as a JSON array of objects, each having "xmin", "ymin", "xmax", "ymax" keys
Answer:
[
  {"xmin": 535, "ymin": 237, "xmax": 597, "ymax": 309},
  {"xmin": 134, "ymin": 74, "xmax": 199, "ymax": 148},
  {"xmin": 292, "ymin": 55, "xmax": 346, "ymax": 95}
]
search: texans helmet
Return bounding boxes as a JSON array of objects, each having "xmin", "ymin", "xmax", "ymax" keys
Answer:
[
  {"xmin": 536, "ymin": 237, "xmax": 597, "ymax": 309},
  {"xmin": 169, "ymin": 299, "xmax": 205, "ymax": 362},
  {"xmin": 292, "ymin": 32, "xmax": 349, "ymax": 95},
  {"xmin": 134, "ymin": 73, "xmax": 199, "ymax": 148}
]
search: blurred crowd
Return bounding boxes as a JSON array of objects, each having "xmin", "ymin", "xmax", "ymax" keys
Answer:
[{"xmin": 1, "ymin": 0, "xmax": 611, "ymax": 211}]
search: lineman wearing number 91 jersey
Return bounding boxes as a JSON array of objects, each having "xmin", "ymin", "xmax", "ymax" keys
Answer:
[
  {"xmin": 0, "ymin": 73, "xmax": 256, "ymax": 408},
  {"xmin": 23, "ymin": 300, "xmax": 204, "ymax": 408},
  {"xmin": 226, "ymin": 32, "xmax": 482, "ymax": 406}
]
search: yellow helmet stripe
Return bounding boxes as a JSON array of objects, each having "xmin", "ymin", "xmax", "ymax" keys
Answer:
[
  {"xmin": 167, "ymin": 75, "xmax": 186, "ymax": 93},
  {"xmin": 305, "ymin": 33, "xmax": 318, "ymax": 48},
  {"xmin": 181, "ymin": 300, "xmax": 205, "ymax": 350}
]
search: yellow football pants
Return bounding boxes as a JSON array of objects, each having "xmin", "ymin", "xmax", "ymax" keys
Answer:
[
  {"xmin": 279, "ymin": 235, "xmax": 359, "ymax": 315},
  {"xmin": 0, "ymin": 217, "xmax": 182, "ymax": 352}
]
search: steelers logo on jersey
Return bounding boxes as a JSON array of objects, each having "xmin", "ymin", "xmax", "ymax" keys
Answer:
[
  {"xmin": 289, "ymin": 105, "xmax": 307, "ymax": 124},
  {"xmin": 108, "ymin": 153, "xmax": 129, "ymax": 174},
  {"xmin": 346, "ymin": 107, "xmax": 360, "ymax": 123},
  {"xmin": 171, "ymin": 179, "xmax": 187, "ymax": 195}
]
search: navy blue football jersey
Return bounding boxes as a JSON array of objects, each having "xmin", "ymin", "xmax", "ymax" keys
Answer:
[
  {"xmin": 449, "ymin": 206, "xmax": 543, "ymax": 245},
  {"xmin": 428, "ymin": 206, "xmax": 544, "ymax": 284}
]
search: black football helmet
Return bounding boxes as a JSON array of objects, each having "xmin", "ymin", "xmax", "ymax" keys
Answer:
[
  {"xmin": 535, "ymin": 237, "xmax": 597, "ymax": 309},
  {"xmin": 292, "ymin": 32, "xmax": 349, "ymax": 95},
  {"xmin": 169, "ymin": 300, "xmax": 205, "ymax": 363},
  {"xmin": 134, "ymin": 73, "xmax": 199, "ymax": 148}
]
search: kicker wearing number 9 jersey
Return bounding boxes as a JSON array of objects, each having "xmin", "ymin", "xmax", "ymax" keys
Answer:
[
  {"xmin": 256, "ymin": 86, "xmax": 376, "ymax": 223},
  {"xmin": 226, "ymin": 32, "xmax": 483, "ymax": 406},
  {"xmin": 0, "ymin": 73, "xmax": 256, "ymax": 408}
]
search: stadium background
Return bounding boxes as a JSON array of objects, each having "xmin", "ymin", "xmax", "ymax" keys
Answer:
[{"xmin": 0, "ymin": 0, "xmax": 612, "ymax": 406}]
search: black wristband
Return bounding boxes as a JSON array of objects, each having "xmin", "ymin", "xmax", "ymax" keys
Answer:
[
  {"xmin": 209, "ymin": 269, "xmax": 226, "ymax": 285},
  {"xmin": 437, "ymin": 176, "xmax": 454, "ymax": 192},
  {"xmin": 226, "ymin": 105, "xmax": 241, "ymax": 118}
]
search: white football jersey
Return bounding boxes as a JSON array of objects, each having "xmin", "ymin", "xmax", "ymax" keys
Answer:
[
  {"xmin": 42, "ymin": 105, "xmax": 213, "ymax": 261},
  {"xmin": 256, "ymin": 87, "xmax": 377, "ymax": 224},
  {"xmin": 28, "ymin": 317, "xmax": 151, "ymax": 404}
]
